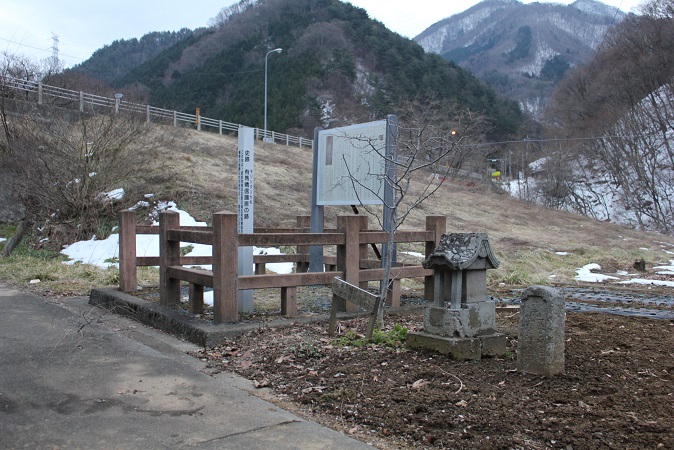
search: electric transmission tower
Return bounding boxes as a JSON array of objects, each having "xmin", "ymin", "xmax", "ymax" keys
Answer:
[{"xmin": 50, "ymin": 32, "xmax": 60, "ymax": 71}]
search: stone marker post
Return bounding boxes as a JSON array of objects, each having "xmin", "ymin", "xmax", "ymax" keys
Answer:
[{"xmin": 517, "ymin": 286, "xmax": 565, "ymax": 376}]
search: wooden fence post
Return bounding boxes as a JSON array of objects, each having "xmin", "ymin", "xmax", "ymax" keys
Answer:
[
  {"xmin": 213, "ymin": 210, "xmax": 238, "ymax": 323},
  {"xmin": 335, "ymin": 215, "xmax": 362, "ymax": 312},
  {"xmin": 159, "ymin": 211, "xmax": 181, "ymax": 306},
  {"xmin": 424, "ymin": 216, "xmax": 447, "ymax": 300},
  {"xmin": 357, "ymin": 216, "xmax": 369, "ymax": 290},
  {"xmin": 118, "ymin": 209, "xmax": 137, "ymax": 292}
]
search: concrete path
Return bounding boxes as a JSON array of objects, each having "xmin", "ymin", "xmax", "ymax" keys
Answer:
[{"xmin": 0, "ymin": 285, "xmax": 372, "ymax": 449}]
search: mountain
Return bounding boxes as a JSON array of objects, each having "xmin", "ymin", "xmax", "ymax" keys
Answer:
[
  {"xmin": 70, "ymin": 30, "xmax": 196, "ymax": 84},
  {"xmin": 69, "ymin": 0, "xmax": 523, "ymax": 142},
  {"xmin": 415, "ymin": 0, "xmax": 626, "ymax": 117}
]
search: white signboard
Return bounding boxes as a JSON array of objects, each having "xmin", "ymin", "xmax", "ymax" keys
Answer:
[
  {"xmin": 238, "ymin": 127, "xmax": 254, "ymax": 234},
  {"xmin": 316, "ymin": 120, "xmax": 386, "ymax": 205},
  {"xmin": 237, "ymin": 126, "xmax": 254, "ymax": 312}
]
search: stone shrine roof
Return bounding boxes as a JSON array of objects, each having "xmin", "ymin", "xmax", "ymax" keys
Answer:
[{"xmin": 423, "ymin": 232, "xmax": 500, "ymax": 271}]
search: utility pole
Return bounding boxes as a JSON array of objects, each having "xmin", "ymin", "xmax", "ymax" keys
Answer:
[{"xmin": 263, "ymin": 48, "xmax": 282, "ymax": 142}]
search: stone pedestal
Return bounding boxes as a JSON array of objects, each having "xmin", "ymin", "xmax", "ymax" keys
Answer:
[
  {"xmin": 407, "ymin": 331, "xmax": 506, "ymax": 361},
  {"xmin": 423, "ymin": 303, "xmax": 497, "ymax": 338}
]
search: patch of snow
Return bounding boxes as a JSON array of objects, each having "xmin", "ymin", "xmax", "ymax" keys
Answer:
[
  {"xmin": 99, "ymin": 188, "xmax": 125, "ymax": 203},
  {"xmin": 203, "ymin": 291, "xmax": 215, "ymax": 306},
  {"xmin": 654, "ymin": 261, "xmax": 674, "ymax": 272},
  {"xmin": 60, "ymin": 202, "xmax": 294, "ymax": 276},
  {"xmin": 618, "ymin": 278, "xmax": 674, "ymax": 287},
  {"xmin": 61, "ymin": 234, "xmax": 121, "ymax": 267},
  {"xmin": 152, "ymin": 201, "xmax": 206, "ymax": 227},
  {"xmin": 528, "ymin": 157, "xmax": 548, "ymax": 172},
  {"xmin": 574, "ymin": 263, "xmax": 619, "ymax": 282},
  {"xmin": 319, "ymin": 97, "xmax": 336, "ymax": 129},
  {"xmin": 402, "ymin": 251, "xmax": 424, "ymax": 258},
  {"xmin": 133, "ymin": 201, "xmax": 151, "ymax": 209},
  {"xmin": 555, "ymin": 251, "xmax": 569, "ymax": 256},
  {"xmin": 254, "ymin": 247, "xmax": 293, "ymax": 275},
  {"xmin": 0, "ymin": 237, "xmax": 6, "ymax": 243},
  {"xmin": 654, "ymin": 260, "xmax": 674, "ymax": 268}
]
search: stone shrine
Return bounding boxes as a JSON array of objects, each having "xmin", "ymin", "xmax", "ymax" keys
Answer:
[{"xmin": 407, "ymin": 233, "xmax": 506, "ymax": 360}]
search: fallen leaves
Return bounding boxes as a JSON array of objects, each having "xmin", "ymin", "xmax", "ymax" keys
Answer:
[
  {"xmin": 253, "ymin": 379, "xmax": 270, "ymax": 388},
  {"xmin": 411, "ymin": 379, "xmax": 428, "ymax": 391},
  {"xmin": 275, "ymin": 354, "xmax": 293, "ymax": 364},
  {"xmin": 239, "ymin": 360, "xmax": 253, "ymax": 370},
  {"xmin": 190, "ymin": 313, "xmax": 673, "ymax": 450}
]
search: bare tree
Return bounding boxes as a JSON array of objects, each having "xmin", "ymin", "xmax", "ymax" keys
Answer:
[
  {"xmin": 640, "ymin": 0, "xmax": 674, "ymax": 19},
  {"xmin": 0, "ymin": 108, "xmax": 170, "ymax": 253},
  {"xmin": 538, "ymin": 4, "xmax": 674, "ymax": 232},
  {"xmin": 208, "ymin": 0, "xmax": 255, "ymax": 29},
  {"xmin": 339, "ymin": 110, "xmax": 482, "ymax": 333}
]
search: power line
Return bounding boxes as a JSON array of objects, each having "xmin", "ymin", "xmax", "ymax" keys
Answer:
[
  {"xmin": 0, "ymin": 37, "xmax": 50, "ymax": 54},
  {"xmin": 461, "ymin": 133, "xmax": 654, "ymax": 148},
  {"xmin": 0, "ymin": 37, "xmax": 85, "ymax": 61},
  {"xmin": 187, "ymin": 69, "xmax": 263, "ymax": 76}
]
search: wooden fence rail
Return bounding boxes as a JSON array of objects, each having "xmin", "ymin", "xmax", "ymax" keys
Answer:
[{"xmin": 118, "ymin": 209, "xmax": 446, "ymax": 323}]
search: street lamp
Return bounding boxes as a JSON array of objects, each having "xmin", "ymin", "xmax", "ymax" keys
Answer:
[{"xmin": 264, "ymin": 48, "xmax": 282, "ymax": 143}]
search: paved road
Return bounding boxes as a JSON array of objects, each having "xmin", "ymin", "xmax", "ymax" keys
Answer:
[{"xmin": 0, "ymin": 285, "xmax": 372, "ymax": 449}]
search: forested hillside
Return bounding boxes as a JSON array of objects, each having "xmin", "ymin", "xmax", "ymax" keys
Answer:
[
  {"xmin": 69, "ymin": 0, "xmax": 523, "ymax": 141},
  {"xmin": 70, "ymin": 30, "xmax": 195, "ymax": 84}
]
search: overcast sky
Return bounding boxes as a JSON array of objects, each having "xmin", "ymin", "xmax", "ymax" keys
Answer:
[{"xmin": 1, "ymin": 0, "xmax": 644, "ymax": 68}]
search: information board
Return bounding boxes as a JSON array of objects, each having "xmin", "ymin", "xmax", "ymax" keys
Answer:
[{"xmin": 316, "ymin": 120, "xmax": 386, "ymax": 205}]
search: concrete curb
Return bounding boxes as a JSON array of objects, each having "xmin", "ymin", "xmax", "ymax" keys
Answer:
[{"xmin": 89, "ymin": 287, "xmax": 377, "ymax": 347}]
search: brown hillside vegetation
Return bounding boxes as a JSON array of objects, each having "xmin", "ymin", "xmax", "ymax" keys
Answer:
[{"xmin": 146, "ymin": 125, "xmax": 674, "ymax": 287}]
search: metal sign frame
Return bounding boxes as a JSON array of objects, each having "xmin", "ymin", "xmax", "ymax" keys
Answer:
[{"xmin": 315, "ymin": 120, "xmax": 387, "ymax": 206}]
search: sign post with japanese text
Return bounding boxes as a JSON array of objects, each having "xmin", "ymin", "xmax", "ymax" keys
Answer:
[{"xmin": 238, "ymin": 126, "xmax": 254, "ymax": 311}]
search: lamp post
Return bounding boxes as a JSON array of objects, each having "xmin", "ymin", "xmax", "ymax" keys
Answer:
[{"xmin": 264, "ymin": 48, "xmax": 282, "ymax": 143}]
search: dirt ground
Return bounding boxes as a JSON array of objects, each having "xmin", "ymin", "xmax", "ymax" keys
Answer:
[{"xmin": 194, "ymin": 306, "xmax": 674, "ymax": 449}]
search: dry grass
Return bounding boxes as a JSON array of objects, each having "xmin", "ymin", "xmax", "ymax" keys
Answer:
[
  {"xmin": 135, "ymin": 125, "xmax": 674, "ymax": 289},
  {"xmin": 2, "ymin": 124, "xmax": 673, "ymax": 295}
]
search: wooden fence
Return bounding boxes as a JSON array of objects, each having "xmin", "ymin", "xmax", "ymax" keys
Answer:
[
  {"xmin": 0, "ymin": 74, "xmax": 313, "ymax": 149},
  {"xmin": 118, "ymin": 209, "xmax": 447, "ymax": 323}
]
